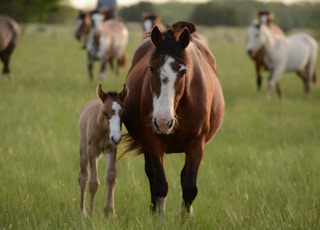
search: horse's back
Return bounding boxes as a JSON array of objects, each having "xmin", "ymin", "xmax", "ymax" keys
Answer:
[
  {"xmin": 286, "ymin": 33, "xmax": 318, "ymax": 71},
  {"xmin": 78, "ymin": 100, "xmax": 102, "ymax": 138},
  {"xmin": 0, "ymin": 16, "xmax": 21, "ymax": 52},
  {"xmin": 188, "ymin": 42, "xmax": 224, "ymax": 142},
  {"xmin": 101, "ymin": 19, "xmax": 128, "ymax": 57}
]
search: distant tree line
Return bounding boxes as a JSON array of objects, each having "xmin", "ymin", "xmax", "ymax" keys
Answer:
[
  {"xmin": 1, "ymin": 0, "xmax": 320, "ymax": 31},
  {"xmin": 119, "ymin": 1, "xmax": 320, "ymax": 31}
]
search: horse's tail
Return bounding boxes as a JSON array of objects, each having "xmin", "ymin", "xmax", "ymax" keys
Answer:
[{"xmin": 116, "ymin": 133, "xmax": 142, "ymax": 161}]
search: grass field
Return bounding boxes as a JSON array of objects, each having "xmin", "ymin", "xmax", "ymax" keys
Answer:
[{"xmin": 0, "ymin": 22, "xmax": 320, "ymax": 229}]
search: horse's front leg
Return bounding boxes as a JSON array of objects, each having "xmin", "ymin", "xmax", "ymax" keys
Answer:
[
  {"xmin": 87, "ymin": 54, "xmax": 94, "ymax": 80},
  {"xmin": 98, "ymin": 59, "xmax": 107, "ymax": 82},
  {"xmin": 103, "ymin": 148, "xmax": 117, "ymax": 216},
  {"xmin": 144, "ymin": 151, "xmax": 168, "ymax": 218},
  {"xmin": 267, "ymin": 67, "xmax": 284, "ymax": 98},
  {"xmin": 88, "ymin": 144, "xmax": 100, "ymax": 216},
  {"xmin": 256, "ymin": 63, "xmax": 263, "ymax": 91},
  {"xmin": 180, "ymin": 139, "xmax": 204, "ymax": 217}
]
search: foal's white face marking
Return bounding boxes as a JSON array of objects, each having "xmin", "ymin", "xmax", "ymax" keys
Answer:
[
  {"xmin": 109, "ymin": 101, "xmax": 122, "ymax": 145},
  {"xmin": 152, "ymin": 55, "xmax": 186, "ymax": 133}
]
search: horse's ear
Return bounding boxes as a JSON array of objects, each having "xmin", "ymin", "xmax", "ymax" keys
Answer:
[
  {"xmin": 97, "ymin": 84, "xmax": 107, "ymax": 102},
  {"xmin": 178, "ymin": 27, "xmax": 190, "ymax": 49},
  {"xmin": 151, "ymin": 26, "xmax": 163, "ymax": 46},
  {"xmin": 119, "ymin": 84, "xmax": 129, "ymax": 102}
]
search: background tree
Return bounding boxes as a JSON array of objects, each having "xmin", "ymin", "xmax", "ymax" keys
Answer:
[{"xmin": 0, "ymin": 0, "xmax": 60, "ymax": 22}]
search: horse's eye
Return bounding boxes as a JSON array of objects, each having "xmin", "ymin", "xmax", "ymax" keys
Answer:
[
  {"xmin": 178, "ymin": 69, "xmax": 187, "ymax": 77},
  {"xmin": 104, "ymin": 112, "xmax": 109, "ymax": 118},
  {"xmin": 149, "ymin": 66, "xmax": 155, "ymax": 73}
]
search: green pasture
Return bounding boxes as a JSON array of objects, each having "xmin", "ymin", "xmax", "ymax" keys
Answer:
[{"xmin": 0, "ymin": 23, "xmax": 319, "ymax": 229}]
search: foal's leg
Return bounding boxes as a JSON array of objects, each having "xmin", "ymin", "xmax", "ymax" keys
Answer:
[
  {"xmin": 103, "ymin": 149, "xmax": 117, "ymax": 216},
  {"xmin": 78, "ymin": 139, "xmax": 88, "ymax": 217},
  {"xmin": 88, "ymin": 144, "xmax": 100, "ymax": 216},
  {"xmin": 144, "ymin": 151, "xmax": 168, "ymax": 218},
  {"xmin": 180, "ymin": 139, "xmax": 204, "ymax": 217}
]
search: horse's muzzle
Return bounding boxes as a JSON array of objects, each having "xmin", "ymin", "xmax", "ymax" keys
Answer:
[
  {"xmin": 247, "ymin": 49, "xmax": 253, "ymax": 56},
  {"xmin": 153, "ymin": 117, "xmax": 174, "ymax": 135},
  {"xmin": 75, "ymin": 34, "xmax": 81, "ymax": 41}
]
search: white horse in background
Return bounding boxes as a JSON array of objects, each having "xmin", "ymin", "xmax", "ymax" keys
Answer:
[{"xmin": 246, "ymin": 21, "xmax": 318, "ymax": 98}]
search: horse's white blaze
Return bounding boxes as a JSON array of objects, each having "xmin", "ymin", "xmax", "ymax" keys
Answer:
[
  {"xmin": 109, "ymin": 101, "xmax": 122, "ymax": 144},
  {"xmin": 153, "ymin": 56, "xmax": 176, "ymax": 120},
  {"xmin": 75, "ymin": 19, "xmax": 82, "ymax": 32},
  {"xmin": 91, "ymin": 13, "xmax": 104, "ymax": 30},
  {"xmin": 143, "ymin": 19, "xmax": 153, "ymax": 32},
  {"xmin": 152, "ymin": 56, "xmax": 186, "ymax": 132}
]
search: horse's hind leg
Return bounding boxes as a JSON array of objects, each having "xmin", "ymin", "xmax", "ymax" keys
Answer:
[
  {"xmin": 78, "ymin": 140, "xmax": 89, "ymax": 217},
  {"xmin": 103, "ymin": 150, "xmax": 117, "ymax": 216},
  {"xmin": 0, "ymin": 50, "xmax": 13, "ymax": 79},
  {"xmin": 295, "ymin": 70, "xmax": 310, "ymax": 95}
]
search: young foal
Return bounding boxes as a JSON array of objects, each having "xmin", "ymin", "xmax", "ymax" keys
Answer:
[
  {"xmin": 78, "ymin": 84, "xmax": 128, "ymax": 217},
  {"xmin": 0, "ymin": 16, "xmax": 21, "ymax": 78},
  {"xmin": 247, "ymin": 21, "xmax": 318, "ymax": 98}
]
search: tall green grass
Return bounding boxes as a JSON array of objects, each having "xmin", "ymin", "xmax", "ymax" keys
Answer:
[{"xmin": 0, "ymin": 23, "xmax": 319, "ymax": 229}]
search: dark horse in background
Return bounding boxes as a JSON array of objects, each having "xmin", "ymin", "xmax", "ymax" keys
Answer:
[
  {"xmin": 0, "ymin": 16, "xmax": 21, "ymax": 78},
  {"xmin": 121, "ymin": 21, "xmax": 225, "ymax": 217}
]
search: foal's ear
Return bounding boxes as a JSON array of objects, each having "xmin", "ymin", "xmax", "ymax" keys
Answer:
[
  {"xmin": 178, "ymin": 27, "xmax": 190, "ymax": 49},
  {"xmin": 97, "ymin": 84, "xmax": 107, "ymax": 102},
  {"xmin": 119, "ymin": 84, "xmax": 129, "ymax": 102},
  {"xmin": 151, "ymin": 26, "xmax": 163, "ymax": 47}
]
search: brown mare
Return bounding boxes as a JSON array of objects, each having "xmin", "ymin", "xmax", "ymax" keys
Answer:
[
  {"xmin": 121, "ymin": 21, "xmax": 225, "ymax": 217},
  {"xmin": 78, "ymin": 84, "xmax": 128, "ymax": 217},
  {"xmin": 0, "ymin": 16, "xmax": 21, "ymax": 78},
  {"xmin": 248, "ymin": 11, "xmax": 284, "ymax": 90},
  {"xmin": 141, "ymin": 13, "xmax": 208, "ymax": 46}
]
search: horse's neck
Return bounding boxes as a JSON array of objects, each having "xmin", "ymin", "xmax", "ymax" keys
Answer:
[{"xmin": 262, "ymin": 26, "xmax": 284, "ymax": 55}]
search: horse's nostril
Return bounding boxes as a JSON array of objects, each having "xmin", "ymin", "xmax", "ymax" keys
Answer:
[
  {"xmin": 167, "ymin": 119, "xmax": 173, "ymax": 129},
  {"xmin": 153, "ymin": 118, "xmax": 159, "ymax": 130},
  {"xmin": 247, "ymin": 50, "xmax": 252, "ymax": 56}
]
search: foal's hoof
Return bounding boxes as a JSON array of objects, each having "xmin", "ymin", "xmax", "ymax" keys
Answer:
[{"xmin": 104, "ymin": 207, "xmax": 116, "ymax": 217}]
